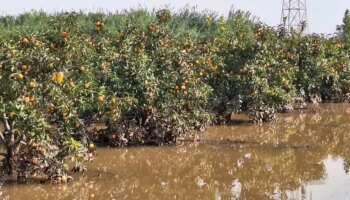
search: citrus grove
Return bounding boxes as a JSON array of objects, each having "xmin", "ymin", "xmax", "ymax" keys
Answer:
[{"xmin": 0, "ymin": 8, "xmax": 350, "ymax": 183}]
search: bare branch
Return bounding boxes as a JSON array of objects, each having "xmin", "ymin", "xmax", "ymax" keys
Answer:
[
  {"xmin": 14, "ymin": 134, "xmax": 25, "ymax": 147},
  {"xmin": 0, "ymin": 131, "xmax": 5, "ymax": 144},
  {"xmin": 2, "ymin": 113, "xmax": 10, "ymax": 131},
  {"xmin": 10, "ymin": 131, "xmax": 14, "ymax": 146},
  {"xmin": 14, "ymin": 142, "xmax": 21, "ymax": 155}
]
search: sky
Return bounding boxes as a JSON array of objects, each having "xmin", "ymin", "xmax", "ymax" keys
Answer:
[{"xmin": 0, "ymin": 0, "xmax": 349, "ymax": 34}]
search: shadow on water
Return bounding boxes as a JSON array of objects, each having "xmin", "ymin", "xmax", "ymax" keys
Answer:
[{"xmin": 1, "ymin": 104, "xmax": 350, "ymax": 200}]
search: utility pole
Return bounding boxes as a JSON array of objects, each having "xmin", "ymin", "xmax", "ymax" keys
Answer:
[{"xmin": 281, "ymin": 0, "xmax": 309, "ymax": 33}]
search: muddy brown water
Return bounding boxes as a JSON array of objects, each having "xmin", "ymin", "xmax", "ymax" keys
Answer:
[{"xmin": 2, "ymin": 104, "xmax": 350, "ymax": 200}]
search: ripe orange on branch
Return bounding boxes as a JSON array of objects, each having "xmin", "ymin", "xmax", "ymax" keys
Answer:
[
  {"xmin": 147, "ymin": 25, "xmax": 158, "ymax": 32},
  {"xmin": 24, "ymin": 96, "xmax": 30, "ymax": 103},
  {"xmin": 61, "ymin": 31, "xmax": 68, "ymax": 38},
  {"xmin": 84, "ymin": 83, "xmax": 90, "ymax": 89},
  {"xmin": 28, "ymin": 82, "xmax": 36, "ymax": 89},
  {"xmin": 211, "ymin": 66, "xmax": 218, "ymax": 72},
  {"xmin": 79, "ymin": 66, "xmax": 86, "ymax": 73},
  {"xmin": 21, "ymin": 65, "xmax": 30, "ymax": 71},
  {"xmin": 110, "ymin": 97, "xmax": 117, "ymax": 104},
  {"xmin": 55, "ymin": 72, "xmax": 64, "ymax": 84},
  {"xmin": 16, "ymin": 73, "xmax": 24, "ymax": 80},
  {"xmin": 98, "ymin": 95, "xmax": 104, "ymax": 102},
  {"xmin": 48, "ymin": 103, "xmax": 55, "ymax": 111},
  {"xmin": 21, "ymin": 38, "xmax": 29, "ymax": 45}
]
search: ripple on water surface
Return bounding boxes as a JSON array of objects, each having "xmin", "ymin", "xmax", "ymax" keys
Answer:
[{"xmin": 1, "ymin": 104, "xmax": 350, "ymax": 200}]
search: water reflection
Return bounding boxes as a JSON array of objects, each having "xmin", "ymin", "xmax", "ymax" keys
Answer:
[{"xmin": 1, "ymin": 104, "xmax": 350, "ymax": 199}]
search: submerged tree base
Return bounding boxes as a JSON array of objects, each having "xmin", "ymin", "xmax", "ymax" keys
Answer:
[{"xmin": 1, "ymin": 7, "xmax": 350, "ymax": 184}]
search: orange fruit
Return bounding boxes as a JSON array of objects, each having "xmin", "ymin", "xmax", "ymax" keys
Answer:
[
  {"xmin": 28, "ymin": 82, "xmax": 36, "ymax": 89},
  {"xmin": 75, "ymin": 123, "xmax": 81, "ymax": 129},
  {"xmin": 110, "ymin": 97, "xmax": 117, "ymax": 104},
  {"xmin": 21, "ymin": 38, "xmax": 29, "ymax": 45},
  {"xmin": 55, "ymin": 72, "xmax": 64, "ymax": 84},
  {"xmin": 48, "ymin": 103, "xmax": 55, "ymax": 111},
  {"xmin": 21, "ymin": 65, "xmax": 28, "ymax": 71},
  {"xmin": 29, "ymin": 96, "xmax": 35, "ymax": 102},
  {"xmin": 84, "ymin": 83, "xmax": 90, "ymax": 89},
  {"xmin": 31, "ymin": 158, "xmax": 38, "ymax": 165},
  {"xmin": 61, "ymin": 31, "xmax": 68, "ymax": 38},
  {"xmin": 147, "ymin": 25, "xmax": 157, "ymax": 31},
  {"xmin": 172, "ymin": 115, "xmax": 177, "ymax": 121},
  {"xmin": 24, "ymin": 96, "xmax": 30, "ymax": 103},
  {"xmin": 34, "ymin": 42, "xmax": 41, "ymax": 48},
  {"xmin": 17, "ymin": 73, "xmax": 24, "ymax": 80},
  {"xmin": 98, "ymin": 95, "xmax": 104, "ymax": 102},
  {"xmin": 79, "ymin": 66, "xmax": 86, "ymax": 73}
]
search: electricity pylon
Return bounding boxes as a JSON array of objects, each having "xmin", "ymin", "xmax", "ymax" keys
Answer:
[{"xmin": 281, "ymin": 0, "xmax": 309, "ymax": 33}]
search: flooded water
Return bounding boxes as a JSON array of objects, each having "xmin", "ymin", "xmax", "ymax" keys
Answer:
[{"xmin": 2, "ymin": 104, "xmax": 350, "ymax": 200}]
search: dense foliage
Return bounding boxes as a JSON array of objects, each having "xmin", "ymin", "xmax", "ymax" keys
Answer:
[{"xmin": 0, "ymin": 8, "xmax": 350, "ymax": 183}]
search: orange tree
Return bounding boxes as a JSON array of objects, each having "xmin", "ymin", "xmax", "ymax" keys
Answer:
[
  {"xmin": 0, "ymin": 11, "xmax": 215, "ymax": 182},
  {"xmin": 200, "ymin": 15, "xmax": 297, "ymax": 123},
  {"xmin": 0, "ymin": 13, "xmax": 94, "ymax": 182},
  {"xmin": 89, "ymin": 10, "xmax": 213, "ymax": 145},
  {"xmin": 1, "ymin": 8, "xmax": 350, "ymax": 183},
  {"xmin": 291, "ymin": 34, "xmax": 350, "ymax": 102}
]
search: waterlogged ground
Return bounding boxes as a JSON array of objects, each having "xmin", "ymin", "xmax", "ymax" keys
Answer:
[{"xmin": 2, "ymin": 104, "xmax": 350, "ymax": 200}]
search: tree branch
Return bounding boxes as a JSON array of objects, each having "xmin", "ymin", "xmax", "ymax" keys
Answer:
[
  {"xmin": 9, "ymin": 131, "xmax": 14, "ymax": 147},
  {"xmin": 0, "ymin": 131, "xmax": 5, "ymax": 144},
  {"xmin": 2, "ymin": 113, "xmax": 10, "ymax": 131},
  {"xmin": 14, "ymin": 134, "xmax": 25, "ymax": 148}
]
